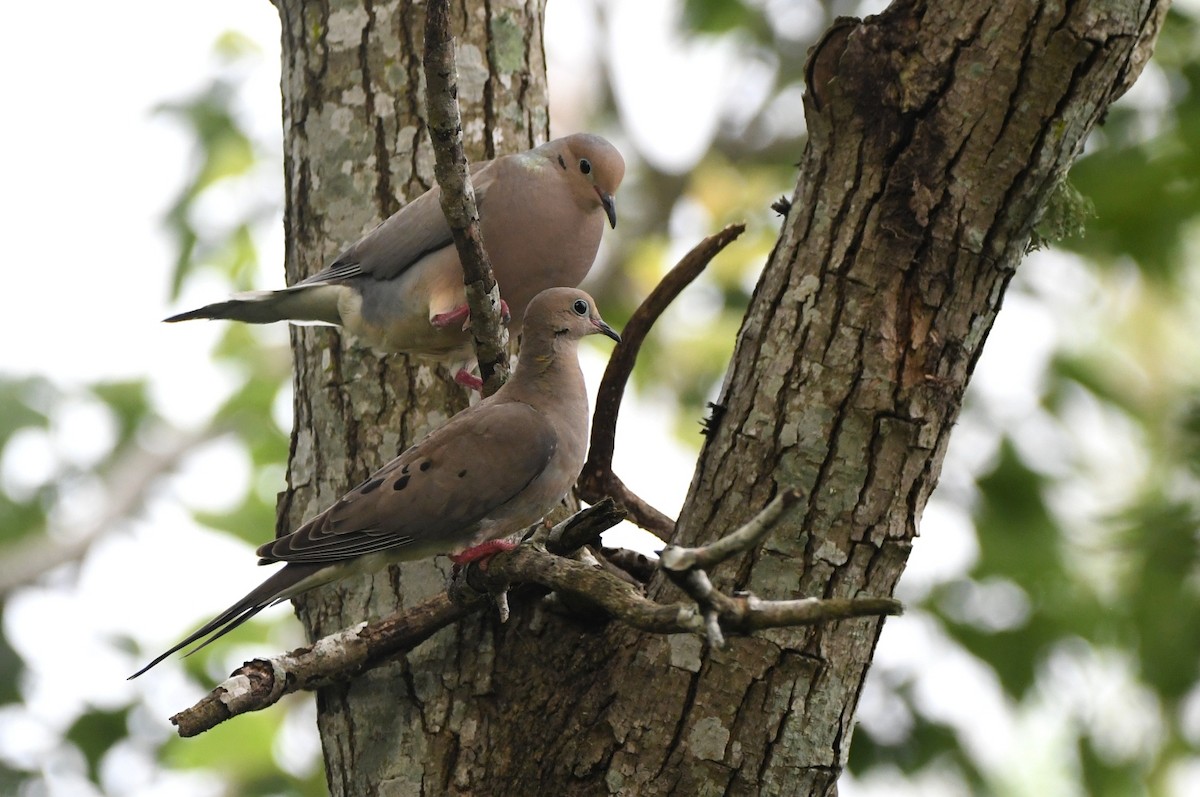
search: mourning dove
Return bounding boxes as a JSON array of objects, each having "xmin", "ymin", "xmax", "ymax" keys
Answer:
[
  {"xmin": 166, "ymin": 134, "xmax": 624, "ymax": 364},
  {"xmin": 130, "ymin": 288, "xmax": 620, "ymax": 678}
]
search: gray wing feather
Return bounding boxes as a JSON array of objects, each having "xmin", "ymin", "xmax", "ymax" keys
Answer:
[{"xmin": 299, "ymin": 160, "xmax": 499, "ymax": 286}]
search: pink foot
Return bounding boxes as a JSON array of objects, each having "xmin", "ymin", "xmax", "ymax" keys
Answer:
[
  {"xmin": 450, "ymin": 539, "xmax": 517, "ymax": 568},
  {"xmin": 430, "ymin": 300, "xmax": 512, "ymax": 332},
  {"xmin": 454, "ymin": 369, "xmax": 483, "ymax": 391},
  {"xmin": 431, "ymin": 304, "xmax": 471, "ymax": 330}
]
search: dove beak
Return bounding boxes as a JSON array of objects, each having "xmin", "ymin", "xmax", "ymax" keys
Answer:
[
  {"xmin": 596, "ymin": 188, "xmax": 617, "ymax": 229},
  {"xmin": 593, "ymin": 318, "xmax": 621, "ymax": 343}
]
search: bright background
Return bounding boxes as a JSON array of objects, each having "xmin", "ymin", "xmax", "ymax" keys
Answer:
[{"xmin": 3, "ymin": 1, "xmax": 1200, "ymax": 795}]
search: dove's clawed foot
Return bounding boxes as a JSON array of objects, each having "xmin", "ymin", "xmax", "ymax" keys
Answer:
[
  {"xmin": 450, "ymin": 539, "xmax": 518, "ymax": 570},
  {"xmin": 431, "ymin": 299, "xmax": 512, "ymax": 332}
]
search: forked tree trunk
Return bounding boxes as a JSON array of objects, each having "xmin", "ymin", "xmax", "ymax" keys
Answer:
[{"xmin": 273, "ymin": 0, "xmax": 1165, "ymax": 793}]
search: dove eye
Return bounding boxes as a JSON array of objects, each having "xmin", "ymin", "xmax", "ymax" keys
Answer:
[
  {"xmin": 579, "ymin": 158, "xmax": 592, "ymax": 176},
  {"xmin": 572, "ymin": 299, "xmax": 589, "ymax": 316}
]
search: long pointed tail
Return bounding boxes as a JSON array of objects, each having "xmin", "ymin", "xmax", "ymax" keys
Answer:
[
  {"xmin": 163, "ymin": 285, "xmax": 345, "ymax": 326},
  {"xmin": 128, "ymin": 563, "xmax": 325, "ymax": 679}
]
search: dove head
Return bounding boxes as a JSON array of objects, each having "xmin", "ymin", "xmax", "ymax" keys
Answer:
[
  {"xmin": 552, "ymin": 134, "xmax": 625, "ymax": 229},
  {"xmin": 519, "ymin": 288, "xmax": 620, "ymax": 360}
]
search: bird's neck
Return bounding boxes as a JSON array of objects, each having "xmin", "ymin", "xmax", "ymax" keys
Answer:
[
  {"xmin": 508, "ymin": 334, "xmax": 585, "ymax": 398},
  {"xmin": 506, "ymin": 334, "xmax": 590, "ymax": 465}
]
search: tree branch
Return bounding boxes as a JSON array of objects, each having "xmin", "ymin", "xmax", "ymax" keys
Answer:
[
  {"xmin": 169, "ymin": 494, "xmax": 900, "ymax": 737},
  {"xmin": 659, "ymin": 488, "xmax": 800, "ymax": 573},
  {"xmin": 577, "ymin": 223, "xmax": 746, "ymax": 536},
  {"xmin": 423, "ymin": 0, "xmax": 509, "ymax": 395}
]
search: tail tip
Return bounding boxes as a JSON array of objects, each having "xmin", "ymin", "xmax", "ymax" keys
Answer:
[{"xmin": 163, "ymin": 306, "xmax": 217, "ymax": 323}]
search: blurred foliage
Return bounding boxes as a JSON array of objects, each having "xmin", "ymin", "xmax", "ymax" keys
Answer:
[
  {"xmin": 3, "ymin": 2, "xmax": 1200, "ymax": 796},
  {"xmin": 0, "ymin": 38, "xmax": 301, "ymax": 797},
  {"xmin": 159, "ymin": 31, "xmax": 278, "ymax": 299}
]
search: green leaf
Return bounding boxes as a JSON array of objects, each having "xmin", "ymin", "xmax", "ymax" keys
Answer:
[
  {"xmin": 90, "ymin": 380, "xmax": 154, "ymax": 448},
  {"xmin": 683, "ymin": 0, "xmax": 757, "ymax": 34},
  {"xmin": 65, "ymin": 708, "xmax": 130, "ymax": 781},
  {"xmin": 0, "ymin": 377, "xmax": 53, "ymax": 441},
  {"xmin": 1115, "ymin": 497, "xmax": 1200, "ymax": 700}
]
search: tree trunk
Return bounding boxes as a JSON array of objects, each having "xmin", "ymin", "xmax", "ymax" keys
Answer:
[
  {"xmin": 274, "ymin": 0, "xmax": 1165, "ymax": 793},
  {"xmin": 273, "ymin": 0, "xmax": 549, "ymax": 792}
]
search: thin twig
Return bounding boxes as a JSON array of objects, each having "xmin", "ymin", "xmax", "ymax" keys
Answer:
[
  {"xmin": 578, "ymin": 223, "xmax": 746, "ymax": 535},
  {"xmin": 659, "ymin": 489, "xmax": 801, "ymax": 573},
  {"xmin": 423, "ymin": 0, "xmax": 509, "ymax": 395},
  {"xmin": 657, "ymin": 488, "xmax": 820, "ymax": 649}
]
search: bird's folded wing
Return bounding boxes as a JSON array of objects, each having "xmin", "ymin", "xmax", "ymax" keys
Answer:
[
  {"xmin": 297, "ymin": 159, "xmax": 499, "ymax": 286},
  {"xmin": 258, "ymin": 400, "xmax": 556, "ymax": 564}
]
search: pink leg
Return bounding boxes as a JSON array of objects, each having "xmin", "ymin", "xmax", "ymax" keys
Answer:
[
  {"xmin": 431, "ymin": 304, "xmax": 471, "ymax": 329},
  {"xmin": 453, "ymin": 369, "xmax": 483, "ymax": 391},
  {"xmin": 430, "ymin": 300, "xmax": 512, "ymax": 332},
  {"xmin": 450, "ymin": 539, "xmax": 517, "ymax": 567}
]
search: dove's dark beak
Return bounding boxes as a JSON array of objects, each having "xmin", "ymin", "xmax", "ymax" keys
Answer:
[
  {"xmin": 596, "ymin": 189, "xmax": 617, "ymax": 229},
  {"xmin": 593, "ymin": 318, "xmax": 621, "ymax": 343}
]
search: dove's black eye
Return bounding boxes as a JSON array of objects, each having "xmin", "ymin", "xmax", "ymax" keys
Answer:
[
  {"xmin": 579, "ymin": 158, "xmax": 592, "ymax": 175},
  {"xmin": 572, "ymin": 299, "xmax": 589, "ymax": 316}
]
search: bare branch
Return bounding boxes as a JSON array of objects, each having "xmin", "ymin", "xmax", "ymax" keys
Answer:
[
  {"xmin": 472, "ymin": 543, "xmax": 899, "ymax": 637},
  {"xmin": 733, "ymin": 595, "xmax": 902, "ymax": 631},
  {"xmin": 598, "ymin": 546, "xmax": 658, "ymax": 584},
  {"xmin": 168, "ymin": 496, "xmax": 900, "ymax": 737},
  {"xmin": 659, "ymin": 488, "xmax": 802, "ymax": 573},
  {"xmin": 172, "ymin": 596, "xmax": 470, "ymax": 738},
  {"xmin": 578, "ymin": 223, "xmax": 746, "ymax": 536},
  {"xmin": 543, "ymin": 499, "xmax": 630, "ymax": 551},
  {"xmin": 423, "ymin": 0, "xmax": 509, "ymax": 394}
]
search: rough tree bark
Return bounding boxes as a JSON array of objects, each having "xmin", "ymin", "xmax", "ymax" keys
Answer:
[
  {"xmin": 272, "ymin": 0, "xmax": 1166, "ymax": 794},
  {"xmin": 272, "ymin": 0, "xmax": 548, "ymax": 792}
]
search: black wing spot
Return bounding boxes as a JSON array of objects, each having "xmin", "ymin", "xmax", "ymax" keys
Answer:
[
  {"xmin": 557, "ymin": 154, "xmax": 566, "ymax": 169},
  {"xmin": 420, "ymin": 461, "xmax": 432, "ymax": 472},
  {"xmin": 458, "ymin": 469, "xmax": 467, "ymax": 478},
  {"xmin": 401, "ymin": 463, "xmax": 410, "ymax": 474},
  {"xmin": 394, "ymin": 474, "xmax": 410, "ymax": 491},
  {"xmin": 359, "ymin": 477, "xmax": 384, "ymax": 494}
]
